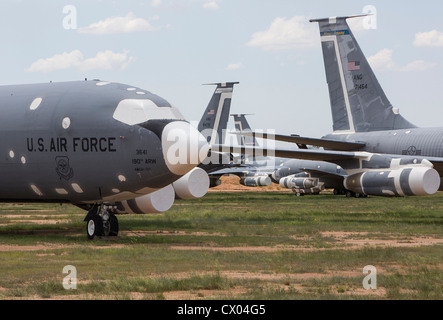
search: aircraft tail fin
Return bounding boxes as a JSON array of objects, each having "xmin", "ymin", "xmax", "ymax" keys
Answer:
[
  {"xmin": 231, "ymin": 114, "xmax": 259, "ymax": 147},
  {"xmin": 310, "ymin": 15, "xmax": 416, "ymax": 133},
  {"xmin": 198, "ymin": 82, "xmax": 239, "ymax": 145}
]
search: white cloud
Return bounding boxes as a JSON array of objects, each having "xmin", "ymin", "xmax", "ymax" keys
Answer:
[
  {"xmin": 26, "ymin": 50, "xmax": 133, "ymax": 73},
  {"xmin": 26, "ymin": 50, "xmax": 83, "ymax": 73},
  {"xmin": 80, "ymin": 50, "xmax": 134, "ymax": 71},
  {"xmin": 226, "ymin": 62, "xmax": 243, "ymax": 70},
  {"xmin": 202, "ymin": 1, "xmax": 219, "ymax": 10},
  {"xmin": 246, "ymin": 16, "xmax": 318, "ymax": 51},
  {"xmin": 368, "ymin": 48, "xmax": 437, "ymax": 72},
  {"xmin": 368, "ymin": 48, "xmax": 395, "ymax": 71},
  {"xmin": 413, "ymin": 30, "xmax": 443, "ymax": 47},
  {"xmin": 78, "ymin": 12, "xmax": 157, "ymax": 35},
  {"xmin": 190, "ymin": 0, "xmax": 219, "ymax": 10},
  {"xmin": 151, "ymin": 0, "xmax": 163, "ymax": 7},
  {"xmin": 399, "ymin": 60, "xmax": 437, "ymax": 72}
]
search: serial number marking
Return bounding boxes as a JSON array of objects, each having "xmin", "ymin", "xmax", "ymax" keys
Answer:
[
  {"xmin": 135, "ymin": 149, "xmax": 148, "ymax": 155},
  {"xmin": 354, "ymin": 83, "xmax": 368, "ymax": 90}
]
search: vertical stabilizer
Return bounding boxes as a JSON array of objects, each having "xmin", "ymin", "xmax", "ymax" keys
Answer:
[
  {"xmin": 198, "ymin": 82, "xmax": 239, "ymax": 145},
  {"xmin": 310, "ymin": 16, "xmax": 416, "ymax": 133},
  {"xmin": 232, "ymin": 114, "xmax": 258, "ymax": 147}
]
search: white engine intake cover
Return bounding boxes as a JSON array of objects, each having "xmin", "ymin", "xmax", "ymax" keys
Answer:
[
  {"xmin": 173, "ymin": 167, "xmax": 210, "ymax": 199},
  {"xmin": 116, "ymin": 184, "xmax": 175, "ymax": 214}
]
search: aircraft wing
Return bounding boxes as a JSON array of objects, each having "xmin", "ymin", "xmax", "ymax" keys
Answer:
[
  {"xmin": 208, "ymin": 165, "xmax": 277, "ymax": 177},
  {"xmin": 297, "ymin": 168, "xmax": 346, "ymax": 186},
  {"xmin": 232, "ymin": 131, "xmax": 366, "ymax": 151},
  {"xmin": 295, "ymin": 167, "xmax": 346, "ymax": 178},
  {"xmin": 212, "ymin": 145, "xmax": 360, "ymax": 162},
  {"xmin": 213, "ymin": 145, "xmax": 443, "ymax": 176}
]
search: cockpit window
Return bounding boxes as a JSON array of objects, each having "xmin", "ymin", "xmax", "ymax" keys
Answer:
[{"xmin": 113, "ymin": 99, "xmax": 182, "ymax": 125}]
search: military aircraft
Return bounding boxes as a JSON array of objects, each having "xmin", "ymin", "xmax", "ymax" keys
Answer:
[
  {"xmin": 110, "ymin": 81, "xmax": 238, "ymax": 210},
  {"xmin": 205, "ymin": 114, "xmax": 279, "ymax": 188},
  {"xmin": 221, "ymin": 15, "xmax": 442, "ymax": 198},
  {"xmin": 0, "ymin": 79, "xmax": 212, "ymax": 239},
  {"xmin": 230, "ymin": 114, "xmax": 348, "ymax": 195},
  {"xmin": 232, "ymin": 114, "xmax": 258, "ymax": 147},
  {"xmin": 197, "ymin": 82, "xmax": 239, "ymax": 176}
]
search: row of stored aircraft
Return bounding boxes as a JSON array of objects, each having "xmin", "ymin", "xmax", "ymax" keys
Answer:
[
  {"xmin": 219, "ymin": 15, "xmax": 443, "ymax": 198},
  {"xmin": 1, "ymin": 14, "xmax": 441, "ymax": 239}
]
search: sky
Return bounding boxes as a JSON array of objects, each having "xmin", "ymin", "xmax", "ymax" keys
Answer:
[{"xmin": 1, "ymin": 0, "xmax": 443, "ymax": 140}]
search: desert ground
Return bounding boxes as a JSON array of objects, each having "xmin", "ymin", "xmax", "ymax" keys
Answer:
[{"xmin": 0, "ymin": 175, "xmax": 441, "ymax": 300}]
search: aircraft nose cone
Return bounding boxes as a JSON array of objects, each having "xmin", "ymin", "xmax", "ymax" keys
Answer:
[{"xmin": 161, "ymin": 121, "xmax": 209, "ymax": 176}]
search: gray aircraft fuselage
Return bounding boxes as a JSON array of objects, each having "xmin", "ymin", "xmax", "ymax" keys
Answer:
[
  {"xmin": 324, "ymin": 127, "xmax": 443, "ymax": 160},
  {"xmin": 0, "ymin": 80, "xmax": 198, "ymax": 204}
]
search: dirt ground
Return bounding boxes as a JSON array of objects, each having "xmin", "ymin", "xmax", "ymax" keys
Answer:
[{"xmin": 0, "ymin": 178, "xmax": 441, "ymax": 300}]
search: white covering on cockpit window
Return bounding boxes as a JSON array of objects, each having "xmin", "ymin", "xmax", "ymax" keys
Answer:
[{"xmin": 113, "ymin": 99, "xmax": 179, "ymax": 125}]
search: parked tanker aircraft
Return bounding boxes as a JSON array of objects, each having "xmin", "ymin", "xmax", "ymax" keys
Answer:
[
  {"xmin": 230, "ymin": 114, "xmax": 348, "ymax": 194},
  {"xmin": 206, "ymin": 114, "xmax": 276, "ymax": 188},
  {"xmin": 221, "ymin": 15, "xmax": 443, "ymax": 198},
  {"xmin": 195, "ymin": 82, "xmax": 270, "ymax": 188},
  {"xmin": 0, "ymin": 80, "xmax": 215, "ymax": 239},
  {"xmin": 197, "ymin": 89, "xmax": 281, "ymax": 188}
]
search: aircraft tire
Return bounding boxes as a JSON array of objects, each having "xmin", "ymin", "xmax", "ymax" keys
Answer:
[
  {"xmin": 86, "ymin": 219, "xmax": 95, "ymax": 240},
  {"xmin": 86, "ymin": 215, "xmax": 104, "ymax": 240},
  {"xmin": 109, "ymin": 214, "xmax": 119, "ymax": 237}
]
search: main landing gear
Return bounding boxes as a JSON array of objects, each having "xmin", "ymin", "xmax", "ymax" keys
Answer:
[
  {"xmin": 333, "ymin": 188, "xmax": 368, "ymax": 198},
  {"xmin": 84, "ymin": 204, "xmax": 119, "ymax": 240}
]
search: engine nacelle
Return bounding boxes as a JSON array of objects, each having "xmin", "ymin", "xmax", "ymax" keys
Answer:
[
  {"xmin": 173, "ymin": 167, "xmax": 210, "ymax": 199},
  {"xmin": 292, "ymin": 185, "xmax": 324, "ymax": 195},
  {"xmin": 240, "ymin": 175, "xmax": 271, "ymax": 187},
  {"xmin": 279, "ymin": 175, "xmax": 319, "ymax": 189},
  {"xmin": 271, "ymin": 167, "xmax": 292, "ymax": 182},
  {"xmin": 114, "ymin": 184, "xmax": 175, "ymax": 214},
  {"xmin": 344, "ymin": 167, "xmax": 440, "ymax": 196}
]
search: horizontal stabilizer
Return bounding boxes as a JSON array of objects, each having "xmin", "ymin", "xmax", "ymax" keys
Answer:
[
  {"xmin": 309, "ymin": 14, "xmax": 370, "ymax": 23},
  {"xmin": 232, "ymin": 131, "xmax": 366, "ymax": 151}
]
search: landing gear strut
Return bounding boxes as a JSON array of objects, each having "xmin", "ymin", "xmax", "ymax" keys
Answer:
[
  {"xmin": 333, "ymin": 188, "xmax": 368, "ymax": 198},
  {"xmin": 84, "ymin": 204, "xmax": 119, "ymax": 240},
  {"xmin": 345, "ymin": 190, "xmax": 368, "ymax": 198}
]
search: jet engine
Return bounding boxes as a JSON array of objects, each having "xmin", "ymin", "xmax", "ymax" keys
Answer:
[
  {"xmin": 344, "ymin": 166, "xmax": 440, "ymax": 197},
  {"xmin": 279, "ymin": 175, "xmax": 319, "ymax": 189},
  {"xmin": 240, "ymin": 173, "xmax": 271, "ymax": 187},
  {"xmin": 114, "ymin": 184, "xmax": 175, "ymax": 214},
  {"xmin": 279, "ymin": 175, "xmax": 323, "ymax": 195},
  {"xmin": 271, "ymin": 167, "xmax": 295, "ymax": 183},
  {"xmin": 173, "ymin": 167, "xmax": 210, "ymax": 199}
]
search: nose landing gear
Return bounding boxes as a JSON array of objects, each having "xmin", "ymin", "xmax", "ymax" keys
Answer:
[{"xmin": 84, "ymin": 204, "xmax": 119, "ymax": 240}]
